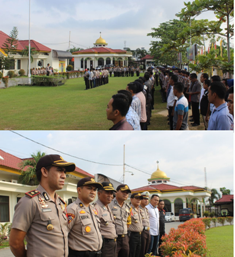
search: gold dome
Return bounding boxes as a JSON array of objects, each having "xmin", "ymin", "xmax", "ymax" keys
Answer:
[
  {"xmin": 150, "ymin": 162, "xmax": 168, "ymax": 179},
  {"xmin": 95, "ymin": 33, "xmax": 107, "ymax": 45}
]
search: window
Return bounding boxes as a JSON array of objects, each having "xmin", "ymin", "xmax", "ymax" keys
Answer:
[
  {"xmin": 17, "ymin": 60, "xmax": 21, "ymax": 69},
  {"xmin": 163, "ymin": 199, "xmax": 171, "ymax": 212},
  {"xmin": 5, "ymin": 58, "xmax": 15, "ymax": 70},
  {"xmin": 0, "ymin": 196, "xmax": 9, "ymax": 222},
  {"xmin": 174, "ymin": 198, "xmax": 183, "ymax": 216}
]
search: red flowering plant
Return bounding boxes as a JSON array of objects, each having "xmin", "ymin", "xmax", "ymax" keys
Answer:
[{"xmin": 160, "ymin": 219, "xmax": 207, "ymax": 257}]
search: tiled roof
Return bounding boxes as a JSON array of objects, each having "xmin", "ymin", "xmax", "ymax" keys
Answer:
[
  {"xmin": 0, "ymin": 149, "xmax": 93, "ymax": 177},
  {"xmin": 19, "ymin": 40, "xmax": 51, "ymax": 52},
  {"xmin": 214, "ymin": 195, "xmax": 233, "ymax": 204},
  {"xmin": 0, "ymin": 30, "xmax": 24, "ymax": 51},
  {"xmin": 132, "ymin": 183, "xmax": 205, "ymax": 192},
  {"xmin": 73, "ymin": 47, "xmax": 127, "ymax": 54},
  {"xmin": 141, "ymin": 55, "xmax": 154, "ymax": 60}
]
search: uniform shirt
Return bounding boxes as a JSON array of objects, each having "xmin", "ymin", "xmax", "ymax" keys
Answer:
[
  {"xmin": 136, "ymin": 91, "xmax": 147, "ymax": 123},
  {"xmin": 190, "ymin": 80, "xmax": 201, "ymax": 103},
  {"xmin": 67, "ymin": 197, "xmax": 103, "ymax": 252},
  {"xmin": 11, "ymin": 185, "xmax": 68, "ymax": 257},
  {"xmin": 94, "ymin": 199, "xmax": 117, "ymax": 239},
  {"xmin": 131, "ymin": 95, "xmax": 141, "ymax": 120},
  {"xmin": 109, "ymin": 198, "xmax": 131, "ymax": 235},
  {"xmin": 139, "ymin": 205, "xmax": 150, "ymax": 228},
  {"xmin": 146, "ymin": 204, "xmax": 159, "ymax": 236},
  {"xmin": 126, "ymin": 106, "xmax": 141, "ymax": 130},
  {"xmin": 128, "ymin": 205, "xmax": 143, "ymax": 233},
  {"xmin": 208, "ymin": 102, "xmax": 233, "ymax": 130},
  {"xmin": 173, "ymin": 95, "xmax": 189, "ymax": 130}
]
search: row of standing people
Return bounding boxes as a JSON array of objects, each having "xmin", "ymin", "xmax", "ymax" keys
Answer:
[
  {"xmin": 9, "ymin": 154, "xmax": 165, "ymax": 257},
  {"xmin": 110, "ymin": 66, "xmax": 140, "ymax": 77},
  {"xmin": 106, "ymin": 68, "xmax": 158, "ymax": 130},
  {"xmin": 31, "ymin": 63, "xmax": 53, "ymax": 76},
  {"xmin": 84, "ymin": 68, "xmax": 109, "ymax": 90}
]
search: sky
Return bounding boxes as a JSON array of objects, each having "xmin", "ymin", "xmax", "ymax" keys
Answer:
[
  {"xmin": 0, "ymin": 131, "xmax": 233, "ymax": 195},
  {"xmin": 0, "ymin": 0, "xmax": 220, "ymax": 51}
]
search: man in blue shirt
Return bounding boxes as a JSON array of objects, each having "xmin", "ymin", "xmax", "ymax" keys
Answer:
[{"xmin": 208, "ymin": 82, "xmax": 233, "ymax": 130}]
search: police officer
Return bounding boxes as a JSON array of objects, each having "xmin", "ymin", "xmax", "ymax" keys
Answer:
[
  {"xmin": 109, "ymin": 184, "xmax": 132, "ymax": 257},
  {"xmin": 67, "ymin": 177, "xmax": 103, "ymax": 257},
  {"xmin": 9, "ymin": 154, "xmax": 75, "ymax": 257},
  {"xmin": 139, "ymin": 192, "xmax": 151, "ymax": 257},
  {"xmin": 84, "ymin": 69, "xmax": 89, "ymax": 90},
  {"xmin": 94, "ymin": 182, "xmax": 117, "ymax": 257},
  {"xmin": 128, "ymin": 193, "xmax": 143, "ymax": 257}
]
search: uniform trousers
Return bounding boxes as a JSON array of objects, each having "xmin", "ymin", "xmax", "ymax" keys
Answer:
[
  {"xmin": 140, "ymin": 230, "xmax": 150, "ymax": 257},
  {"xmin": 69, "ymin": 248, "xmax": 102, "ymax": 257},
  {"xmin": 101, "ymin": 238, "xmax": 117, "ymax": 257},
  {"xmin": 129, "ymin": 232, "xmax": 141, "ymax": 257},
  {"xmin": 192, "ymin": 101, "xmax": 200, "ymax": 125},
  {"xmin": 109, "ymin": 72, "xmax": 112, "ymax": 77},
  {"xmin": 117, "ymin": 235, "xmax": 129, "ymax": 257}
]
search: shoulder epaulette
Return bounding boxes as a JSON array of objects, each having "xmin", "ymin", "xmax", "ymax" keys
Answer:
[
  {"xmin": 59, "ymin": 196, "xmax": 66, "ymax": 205},
  {"xmin": 25, "ymin": 190, "xmax": 40, "ymax": 198}
]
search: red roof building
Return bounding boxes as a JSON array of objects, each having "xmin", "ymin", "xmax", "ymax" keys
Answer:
[{"xmin": 214, "ymin": 195, "xmax": 233, "ymax": 216}]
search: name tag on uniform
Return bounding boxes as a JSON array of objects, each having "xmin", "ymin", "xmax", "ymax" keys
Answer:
[
  {"xmin": 102, "ymin": 214, "xmax": 108, "ymax": 217},
  {"xmin": 42, "ymin": 208, "xmax": 52, "ymax": 212},
  {"xmin": 81, "ymin": 215, "xmax": 89, "ymax": 220}
]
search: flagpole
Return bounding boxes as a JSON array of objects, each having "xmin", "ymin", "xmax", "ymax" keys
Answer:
[{"xmin": 28, "ymin": 0, "xmax": 31, "ymax": 84}]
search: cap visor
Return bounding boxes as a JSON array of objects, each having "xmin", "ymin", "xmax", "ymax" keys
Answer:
[
  {"xmin": 103, "ymin": 186, "xmax": 116, "ymax": 192},
  {"xmin": 84, "ymin": 181, "xmax": 103, "ymax": 189},
  {"xmin": 53, "ymin": 162, "xmax": 75, "ymax": 172}
]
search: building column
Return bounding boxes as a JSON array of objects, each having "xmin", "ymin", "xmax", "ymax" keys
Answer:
[
  {"xmin": 104, "ymin": 58, "xmax": 106, "ymax": 65},
  {"xmin": 171, "ymin": 202, "xmax": 175, "ymax": 215},
  {"xmin": 77, "ymin": 57, "xmax": 80, "ymax": 70},
  {"xmin": 183, "ymin": 200, "xmax": 186, "ymax": 209},
  {"xmin": 82, "ymin": 59, "xmax": 85, "ymax": 70}
]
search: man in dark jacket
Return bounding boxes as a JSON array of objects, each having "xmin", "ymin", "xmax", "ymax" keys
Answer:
[{"xmin": 158, "ymin": 200, "xmax": 165, "ymax": 257}]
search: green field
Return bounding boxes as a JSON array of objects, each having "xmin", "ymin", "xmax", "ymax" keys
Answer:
[
  {"xmin": 206, "ymin": 225, "xmax": 233, "ymax": 257},
  {"xmin": 0, "ymin": 76, "xmax": 205, "ymax": 130}
]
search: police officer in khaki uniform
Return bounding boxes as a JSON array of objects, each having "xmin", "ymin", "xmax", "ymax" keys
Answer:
[
  {"xmin": 128, "ymin": 193, "xmax": 144, "ymax": 257},
  {"xmin": 67, "ymin": 177, "xmax": 103, "ymax": 257},
  {"xmin": 94, "ymin": 182, "xmax": 117, "ymax": 257},
  {"xmin": 109, "ymin": 184, "xmax": 132, "ymax": 257},
  {"xmin": 9, "ymin": 154, "xmax": 75, "ymax": 257},
  {"xmin": 139, "ymin": 192, "xmax": 151, "ymax": 257}
]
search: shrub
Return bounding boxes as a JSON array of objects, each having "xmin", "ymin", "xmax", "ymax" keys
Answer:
[
  {"xmin": 160, "ymin": 219, "xmax": 207, "ymax": 257},
  {"xmin": 217, "ymin": 217, "xmax": 226, "ymax": 226},
  {"xmin": 0, "ymin": 71, "xmax": 3, "ymax": 79},
  {"xmin": 2, "ymin": 76, "xmax": 9, "ymax": 87},
  {"xmin": 226, "ymin": 216, "xmax": 233, "ymax": 225},
  {"xmin": 211, "ymin": 217, "xmax": 217, "ymax": 227},
  {"xmin": 7, "ymin": 70, "xmax": 15, "ymax": 78},
  {"xmin": 202, "ymin": 217, "xmax": 212, "ymax": 229},
  {"xmin": 18, "ymin": 69, "xmax": 25, "ymax": 76},
  {"xmin": 0, "ymin": 223, "xmax": 9, "ymax": 246},
  {"xmin": 203, "ymin": 211, "xmax": 209, "ymax": 217},
  {"xmin": 209, "ymin": 212, "xmax": 215, "ymax": 218},
  {"xmin": 66, "ymin": 65, "xmax": 73, "ymax": 71}
]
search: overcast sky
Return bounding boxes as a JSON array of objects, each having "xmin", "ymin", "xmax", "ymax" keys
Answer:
[
  {"xmin": 0, "ymin": 131, "xmax": 233, "ymax": 195},
  {"xmin": 0, "ymin": 0, "xmax": 219, "ymax": 51}
]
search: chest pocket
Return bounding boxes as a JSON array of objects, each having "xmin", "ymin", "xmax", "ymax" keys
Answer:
[{"xmin": 80, "ymin": 217, "xmax": 93, "ymax": 236}]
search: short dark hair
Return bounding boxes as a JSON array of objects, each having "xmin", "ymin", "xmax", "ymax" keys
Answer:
[
  {"xmin": 151, "ymin": 194, "xmax": 159, "ymax": 199},
  {"xmin": 159, "ymin": 200, "xmax": 164, "ymax": 203},
  {"xmin": 174, "ymin": 82, "xmax": 184, "ymax": 93},
  {"xmin": 202, "ymin": 73, "xmax": 209, "ymax": 80},
  {"xmin": 36, "ymin": 165, "xmax": 52, "ymax": 182},
  {"xmin": 117, "ymin": 90, "xmax": 132, "ymax": 106},
  {"xmin": 111, "ymin": 93, "xmax": 130, "ymax": 117},
  {"xmin": 204, "ymin": 80, "xmax": 211, "ymax": 87},
  {"xmin": 144, "ymin": 72, "xmax": 150, "ymax": 81},
  {"xmin": 190, "ymin": 73, "xmax": 197, "ymax": 79},
  {"xmin": 127, "ymin": 82, "xmax": 138, "ymax": 94},
  {"xmin": 211, "ymin": 75, "xmax": 221, "ymax": 82},
  {"xmin": 134, "ymin": 81, "xmax": 144, "ymax": 93},
  {"xmin": 139, "ymin": 77, "xmax": 145, "ymax": 83},
  {"xmin": 210, "ymin": 82, "xmax": 227, "ymax": 99},
  {"xmin": 171, "ymin": 75, "xmax": 178, "ymax": 83},
  {"xmin": 222, "ymin": 78, "xmax": 228, "ymax": 86},
  {"xmin": 227, "ymin": 86, "xmax": 234, "ymax": 95}
]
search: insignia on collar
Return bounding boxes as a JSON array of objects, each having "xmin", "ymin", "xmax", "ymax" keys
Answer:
[
  {"xmin": 79, "ymin": 203, "xmax": 83, "ymax": 207},
  {"xmin": 43, "ymin": 192, "xmax": 49, "ymax": 201}
]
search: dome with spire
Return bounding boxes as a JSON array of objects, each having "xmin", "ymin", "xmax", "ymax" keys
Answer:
[
  {"xmin": 94, "ymin": 33, "xmax": 108, "ymax": 47},
  {"xmin": 148, "ymin": 162, "xmax": 170, "ymax": 184}
]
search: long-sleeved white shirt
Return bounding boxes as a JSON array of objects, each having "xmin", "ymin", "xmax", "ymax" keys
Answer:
[{"xmin": 146, "ymin": 203, "xmax": 159, "ymax": 236}]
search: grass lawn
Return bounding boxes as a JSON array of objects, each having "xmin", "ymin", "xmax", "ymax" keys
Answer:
[
  {"xmin": 206, "ymin": 225, "xmax": 233, "ymax": 257},
  {"xmin": 0, "ymin": 240, "xmax": 9, "ymax": 249},
  {"xmin": 1, "ymin": 76, "xmax": 205, "ymax": 130}
]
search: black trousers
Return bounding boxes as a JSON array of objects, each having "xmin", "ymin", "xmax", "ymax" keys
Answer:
[
  {"xmin": 109, "ymin": 72, "xmax": 112, "ymax": 77},
  {"xmin": 117, "ymin": 235, "xmax": 129, "ymax": 257},
  {"xmin": 69, "ymin": 248, "xmax": 101, "ymax": 257},
  {"xmin": 101, "ymin": 239, "xmax": 117, "ymax": 257},
  {"xmin": 129, "ymin": 232, "xmax": 141, "ymax": 257},
  {"xmin": 192, "ymin": 101, "xmax": 200, "ymax": 125},
  {"xmin": 151, "ymin": 88, "xmax": 155, "ymax": 108},
  {"xmin": 140, "ymin": 230, "xmax": 150, "ymax": 257},
  {"xmin": 140, "ymin": 122, "xmax": 147, "ymax": 130},
  {"xmin": 168, "ymin": 107, "xmax": 174, "ymax": 130},
  {"xmin": 85, "ymin": 78, "xmax": 89, "ymax": 90}
]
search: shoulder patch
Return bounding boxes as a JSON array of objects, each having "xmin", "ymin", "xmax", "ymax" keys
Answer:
[
  {"xmin": 67, "ymin": 213, "xmax": 75, "ymax": 224},
  {"xmin": 58, "ymin": 196, "xmax": 66, "ymax": 205},
  {"xmin": 25, "ymin": 190, "xmax": 40, "ymax": 198}
]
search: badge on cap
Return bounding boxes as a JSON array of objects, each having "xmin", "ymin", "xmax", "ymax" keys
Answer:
[
  {"xmin": 109, "ymin": 183, "xmax": 112, "ymax": 186},
  {"xmin": 85, "ymin": 226, "xmax": 91, "ymax": 233},
  {"xmin": 91, "ymin": 178, "xmax": 95, "ymax": 182}
]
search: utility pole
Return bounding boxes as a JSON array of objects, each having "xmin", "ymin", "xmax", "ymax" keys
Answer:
[
  {"xmin": 204, "ymin": 167, "xmax": 207, "ymax": 190},
  {"xmin": 28, "ymin": 0, "xmax": 31, "ymax": 84},
  {"xmin": 69, "ymin": 31, "xmax": 71, "ymax": 51},
  {"xmin": 123, "ymin": 144, "xmax": 125, "ymax": 183}
]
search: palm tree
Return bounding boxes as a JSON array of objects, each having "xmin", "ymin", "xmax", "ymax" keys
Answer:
[
  {"xmin": 208, "ymin": 188, "xmax": 221, "ymax": 206},
  {"xmin": 220, "ymin": 187, "xmax": 231, "ymax": 196},
  {"xmin": 18, "ymin": 151, "xmax": 46, "ymax": 185}
]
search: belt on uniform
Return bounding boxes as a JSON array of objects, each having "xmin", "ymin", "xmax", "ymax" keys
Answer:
[
  {"xmin": 103, "ymin": 238, "xmax": 117, "ymax": 242},
  {"xmin": 69, "ymin": 248, "xmax": 101, "ymax": 257},
  {"xmin": 130, "ymin": 231, "xmax": 142, "ymax": 235},
  {"xmin": 143, "ymin": 226, "xmax": 150, "ymax": 231},
  {"xmin": 118, "ymin": 234, "xmax": 127, "ymax": 238}
]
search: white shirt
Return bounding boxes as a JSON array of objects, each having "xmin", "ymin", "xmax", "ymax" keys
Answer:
[
  {"xmin": 146, "ymin": 203, "xmax": 159, "ymax": 236},
  {"xmin": 167, "ymin": 85, "xmax": 178, "ymax": 109}
]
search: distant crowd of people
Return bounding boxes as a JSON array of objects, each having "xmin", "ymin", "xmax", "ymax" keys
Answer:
[
  {"xmin": 84, "ymin": 68, "xmax": 109, "ymax": 89},
  {"xmin": 106, "ymin": 67, "xmax": 157, "ymax": 130},
  {"xmin": 31, "ymin": 63, "xmax": 54, "ymax": 76},
  {"xmin": 110, "ymin": 66, "xmax": 140, "ymax": 77}
]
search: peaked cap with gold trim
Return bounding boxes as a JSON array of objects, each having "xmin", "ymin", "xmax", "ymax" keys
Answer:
[{"xmin": 77, "ymin": 177, "xmax": 103, "ymax": 189}]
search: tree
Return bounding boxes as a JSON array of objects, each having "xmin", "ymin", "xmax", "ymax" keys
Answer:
[
  {"xmin": 176, "ymin": 0, "xmax": 234, "ymax": 73},
  {"xmin": 18, "ymin": 151, "xmax": 46, "ymax": 185},
  {"xmin": 2, "ymin": 27, "xmax": 18, "ymax": 56},
  {"xmin": 220, "ymin": 187, "xmax": 231, "ymax": 195},
  {"xmin": 208, "ymin": 188, "xmax": 221, "ymax": 205},
  {"xmin": 21, "ymin": 46, "xmax": 38, "ymax": 74},
  {"xmin": 68, "ymin": 47, "xmax": 84, "ymax": 53}
]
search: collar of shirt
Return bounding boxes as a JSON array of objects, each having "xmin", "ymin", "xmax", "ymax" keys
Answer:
[
  {"xmin": 37, "ymin": 184, "xmax": 57, "ymax": 203},
  {"xmin": 213, "ymin": 102, "xmax": 228, "ymax": 113}
]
